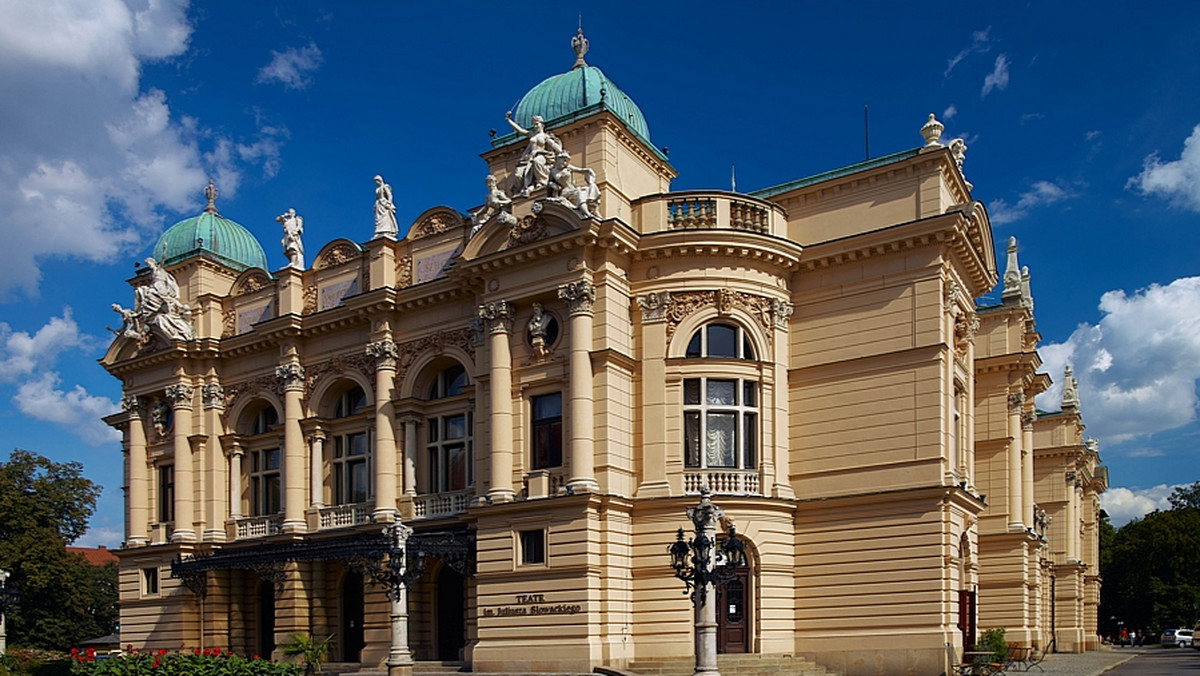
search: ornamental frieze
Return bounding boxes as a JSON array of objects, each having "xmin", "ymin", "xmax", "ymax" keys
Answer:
[
  {"xmin": 664, "ymin": 289, "xmax": 777, "ymax": 348},
  {"xmin": 303, "ymin": 353, "xmax": 376, "ymax": 401}
]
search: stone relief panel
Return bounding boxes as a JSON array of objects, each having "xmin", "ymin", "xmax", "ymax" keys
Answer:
[
  {"xmin": 663, "ymin": 289, "xmax": 778, "ymax": 349},
  {"xmin": 315, "ymin": 243, "xmax": 360, "ymax": 270}
]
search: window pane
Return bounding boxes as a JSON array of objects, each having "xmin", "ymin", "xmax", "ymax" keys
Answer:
[
  {"xmin": 266, "ymin": 449, "xmax": 280, "ymax": 470},
  {"xmin": 266, "ymin": 475, "xmax": 281, "ymax": 513},
  {"xmin": 446, "ymin": 365, "xmax": 467, "ymax": 396},
  {"xmin": 334, "ymin": 465, "xmax": 345, "ymax": 504},
  {"xmin": 686, "ymin": 331, "xmax": 702, "ymax": 358},
  {"xmin": 427, "ymin": 419, "xmax": 439, "ymax": 442},
  {"xmin": 350, "ymin": 460, "xmax": 368, "ymax": 503},
  {"xmin": 349, "ymin": 433, "xmax": 367, "ymax": 456},
  {"xmin": 743, "ymin": 381, "xmax": 756, "ymax": 407},
  {"xmin": 684, "ymin": 412, "xmax": 701, "ymax": 468},
  {"xmin": 707, "ymin": 379, "xmax": 736, "ymax": 405},
  {"xmin": 428, "ymin": 449, "xmax": 442, "ymax": 493},
  {"xmin": 448, "ymin": 445, "xmax": 467, "ymax": 491},
  {"xmin": 707, "ymin": 324, "xmax": 737, "ymax": 358},
  {"xmin": 534, "ymin": 393, "xmax": 562, "ymax": 420},
  {"xmin": 684, "ymin": 378, "xmax": 700, "ymax": 405},
  {"xmin": 706, "ymin": 413, "xmax": 737, "ymax": 467},
  {"xmin": 744, "ymin": 413, "xmax": 757, "ymax": 468},
  {"xmin": 742, "ymin": 335, "xmax": 755, "ymax": 360},
  {"xmin": 446, "ymin": 414, "xmax": 466, "ymax": 440}
]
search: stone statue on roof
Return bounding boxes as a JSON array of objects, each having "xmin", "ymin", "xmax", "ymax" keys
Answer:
[
  {"xmin": 470, "ymin": 174, "xmax": 517, "ymax": 234},
  {"xmin": 547, "ymin": 152, "xmax": 601, "ymax": 219},
  {"xmin": 111, "ymin": 257, "xmax": 195, "ymax": 347},
  {"xmin": 373, "ymin": 175, "xmax": 399, "ymax": 238},
  {"xmin": 278, "ymin": 208, "xmax": 305, "ymax": 270},
  {"xmin": 505, "ymin": 111, "xmax": 563, "ymax": 197}
]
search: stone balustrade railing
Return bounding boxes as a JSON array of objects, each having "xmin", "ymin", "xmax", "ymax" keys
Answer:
[
  {"xmin": 683, "ymin": 469, "xmax": 761, "ymax": 496},
  {"xmin": 413, "ymin": 489, "xmax": 475, "ymax": 519},
  {"xmin": 235, "ymin": 514, "xmax": 282, "ymax": 539},
  {"xmin": 318, "ymin": 502, "xmax": 372, "ymax": 529},
  {"xmin": 634, "ymin": 191, "xmax": 785, "ymax": 236}
]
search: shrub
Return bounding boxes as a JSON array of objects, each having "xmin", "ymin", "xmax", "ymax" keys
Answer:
[
  {"xmin": 68, "ymin": 647, "xmax": 299, "ymax": 676},
  {"xmin": 974, "ymin": 627, "xmax": 1008, "ymax": 664}
]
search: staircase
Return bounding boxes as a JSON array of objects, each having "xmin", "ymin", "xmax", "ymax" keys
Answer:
[{"xmin": 626, "ymin": 654, "xmax": 836, "ymax": 676}]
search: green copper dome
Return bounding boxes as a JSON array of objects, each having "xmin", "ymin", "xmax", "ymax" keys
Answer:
[
  {"xmin": 152, "ymin": 181, "xmax": 269, "ymax": 273},
  {"xmin": 494, "ymin": 29, "xmax": 658, "ymax": 154}
]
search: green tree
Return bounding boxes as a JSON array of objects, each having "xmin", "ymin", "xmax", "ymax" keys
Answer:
[
  {"xmin": 0, "ymin": 449, "xmax": 116, "ymax": 649},
  {"xmin": 1101, "ymin": 506, "xmax": 1200, "ymax": 635},
  {"xmin": 1168, "ymin": 481, "xmax": 1200, "ymax": 511}
]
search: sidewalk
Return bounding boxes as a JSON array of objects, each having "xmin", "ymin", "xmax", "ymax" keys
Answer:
[{"xmin": 1031, "ymin": 648, "xmax": 1141, "ymax": 676}]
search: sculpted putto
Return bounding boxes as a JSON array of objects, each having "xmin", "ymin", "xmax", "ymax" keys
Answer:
[
  {"xmin": 470, "ymin": 175, "xmax": 517, "ymax": 233},
  {"xmin": 373, "ymin": 175, "xmax": 399, "ymax": 238},
  {"xmin": 547, "ymin": 151, "xmax": 601, "ymax": 219}
]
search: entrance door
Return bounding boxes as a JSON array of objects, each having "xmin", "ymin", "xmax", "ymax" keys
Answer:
[
  {"xmin": 342, "ymin": 571, "xmax": 365, "ymax": 662},
  {"xmin": 435, "ymin": 566, "xmax": 465, "ymax": 661},
  {"xmin": 717, "ymin": 567, "xmax": 750, "ymax": 653},
  {"xmin": 257, "ymin": 581, "xmax": 275, "ymax": 659}
]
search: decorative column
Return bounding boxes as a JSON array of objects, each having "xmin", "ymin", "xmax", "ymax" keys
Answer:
[
  {"xmin": 123, "ymin": 395, "xmax": 150, "ymax": 546},
  {"xmin": 1007, "ymin": 392, "xmax": 1025, "ymax": 531},
  {"xmin": 226, "ymin": 439, "xmax": 244, "ymax": 520},
  {"xmin": 201, "ymin": 383, "xmax": 226, "ymax": 542},
  {"xmin": 559, "ymin": 281, "xmax": 599, "ymax": 493},
  {"xmin": 166, "ymin": 383, "xmax": 196, "ymax": 542},
  {"xmin": 636, "ymin": 292, "xmax": 671, "ymax": 497},
  {"xmin": 400, "ymin": 414, "xmax": 422, "ymax": 497},
  {"xmin": 308, "ymin": 429, "xmax": 326, "ymax": 508},
  {"xmin": 1022, "ymin": 412, "xmax": 1036, "ymax": 528},
  {"xmin": 386, "ymin": 521, "xmax": 415, "ymax": 676},
  {"xmin": 276, "ymin": 362, "xmax": 307, "ymax": 533},
  {"xmin": 0, "ymin": 569, "xmax": 9, "ymax": 657},
  {"xmin": 479, "ymin": 301, "xmax": 515, "ymax": 503},
  {"xmin": 770, "ymin": 299, "xmax": 794, "ymax": 498},
  {"xmin": 368, "ymin": 339, "xmax": 400, "ymax": 521}
]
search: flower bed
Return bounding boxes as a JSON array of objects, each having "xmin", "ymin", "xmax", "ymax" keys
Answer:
[{"xmin": 69, "ymin": 647, "xmax": 299, "ymax": 676}]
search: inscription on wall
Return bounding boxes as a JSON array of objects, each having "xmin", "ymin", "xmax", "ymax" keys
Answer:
[{"xmin": 482, "ymin": 594, "xmax": 582, "ymax": 617}]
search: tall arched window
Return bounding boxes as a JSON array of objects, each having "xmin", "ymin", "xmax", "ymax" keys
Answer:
[
  {"xmin": 330, "ymin": 384, "xmax": 371, "ymax": 505},
  {"xmin": 240, "ymin": 402, "xmax": 281, "ymax": 517},
  {"xmin": 682, "ymin": 323, "xmax": 758, "ymax": 473}
]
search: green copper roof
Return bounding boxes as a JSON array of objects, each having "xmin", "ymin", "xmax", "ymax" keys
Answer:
[
  {"xmin": 153, "ymin": 184, "xmax": 268, "ymax": 272},
  {"xmin": 750, "ymin": 148, "xmax": 923, "ymax": 200}
]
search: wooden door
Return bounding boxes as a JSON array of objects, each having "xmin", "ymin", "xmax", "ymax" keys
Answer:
[{"xmin": 717, "ymin": 567, "xmax": 750, "ymax": 653}]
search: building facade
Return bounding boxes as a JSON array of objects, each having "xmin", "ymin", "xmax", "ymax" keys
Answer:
[{"xmin": 102, "ymin": 33, "xmax": 1105, "ymax": 676}]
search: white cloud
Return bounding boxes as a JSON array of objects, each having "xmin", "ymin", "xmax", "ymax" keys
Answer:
[
  {"xmin": 0, "ymin": 309, "xmax": 88, "ymax": 382},
  {"xmin": 75, "ymin": 526, "xmax": 124, "ymax": 548},
  {"xmin": 943, "ymin": 104, "xmax": 958, "ymax": 121},
  {"xmin": 256, "ymin": 42, "xmax": 323, "ymax": 90},
  {"xmin": 945, "ymin": 27, "xmax": 991, "ymax": 78},
  {"xmin": 1086, "ymin": 130, "xmax": 1102, "ymax": 142},
  {"xmin": 1036, "ymin": 277, "xmax": 1200, "ymax": 443},
  {"xmin": 988, "ymin": 180, "xmax": 1071, "ymax": 224},
  {"xmin": 1128, "ymin": 123, "xmax": 1200, "ymax": 211},
  {"xmin": 1101, "ymin": 484, "xmax": 1177, "ymax": 526},
  {"xmin": 13, "ymin": 372, "xmax": 120, "ymax": 445},
  {"xmin": 981, "ymin": 54, "xmax": 1010, "ymax": 97},
  {"xmin": 0, "ymin": 0, "xmax": 285, "ymax": 300}
]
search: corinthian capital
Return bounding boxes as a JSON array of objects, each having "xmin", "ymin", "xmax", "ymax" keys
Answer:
[
  {"xmin": 771, "ymin": 299, "xmax": 794, "ymax": 329},
  {"xmin": 366, "ymin": 339, "xmax": 399, "ymax": 369},
  {"xmin": 558, "ymin": 281, "xmax": 596, "ymax": 316},
  {"xmin": 1008, "ymin": 391, "xmax": 1026, "ymax": 414},
  {"xmin": 477, "ymin": 301, "xmax": 514, "ymax": 334},
  {"xmin": 275, "ymin": 363, "xmax": 306, "ymax": 392},
  {"xmin": 121, "ymin": 394, "xmax": 141, "ymax": 417}
]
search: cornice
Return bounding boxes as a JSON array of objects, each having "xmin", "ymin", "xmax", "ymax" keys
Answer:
[{"xmin": 633, "ymin": 229, "xmax": 802, "ymax": 271}]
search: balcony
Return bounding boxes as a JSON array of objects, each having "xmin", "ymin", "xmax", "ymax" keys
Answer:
[
  {"xmin": 413, "ymin": 489, "xmax": 475, "ymax": 520},
  {"xmin": 318, "ymin": 502, "xmax": 372, "ymax": 529},
  {"xmin": 684, "ymin": 469, "xmax": 761, "ymax": 496},
  {"xmin": 633, "ymin": 191, "xmax": 787, "ymax": 236},
  {"xmin": 235, "ymin": 515, "xmax": 282, "ymax": 539}
]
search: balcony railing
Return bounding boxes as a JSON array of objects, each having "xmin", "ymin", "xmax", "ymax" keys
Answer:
[
  {"xmin": 684, "ymin": 469, "xmax": 761, "ymax": 496},
  {"xmin": 413, "ymin": 489, "xmax": 475, "ymax": 519},
  {"xmin": 635, "ymin": 191, "xmax": 785, "ymax": 236},
  {"xmin": 235, "ymin": 514, "xmax": 282, "ymax": 539},
  {"xmin": 319, "ymin": 502, "xmax": 372, "ymax": 529}
]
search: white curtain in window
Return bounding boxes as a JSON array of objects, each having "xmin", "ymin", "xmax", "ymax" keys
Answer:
[{"xmin": 706, "ymin": 413, "xmax": 736, "ymax": 467}]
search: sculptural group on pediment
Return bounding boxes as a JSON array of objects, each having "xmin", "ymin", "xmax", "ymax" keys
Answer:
[{"xmin": 110, "ymin": 257, "xmax": 196, "ymax": 348}]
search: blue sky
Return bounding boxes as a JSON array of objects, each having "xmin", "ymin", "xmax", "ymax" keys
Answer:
[{"xmin": 1, "ymin": 1, "xmax": 1198, "ymax": 541}]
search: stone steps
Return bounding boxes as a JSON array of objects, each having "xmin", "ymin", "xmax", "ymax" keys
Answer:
[{"xmin": 627, "ymin": 654, "xmax": 836, "ymax": 676}]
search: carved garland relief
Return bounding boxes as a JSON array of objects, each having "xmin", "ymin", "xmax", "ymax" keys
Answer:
[
  {"xmin": 315, "ymin": 243, "xmax": 360, "ymax": 270},
  {"xmin": 662, "ymin": 289, "xmax": 780, "ymax": 348}
]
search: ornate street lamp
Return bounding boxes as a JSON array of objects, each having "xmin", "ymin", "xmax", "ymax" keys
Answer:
[{"xmin": 668, "ymin": 488, "xmax": 746, "ymax": 676}]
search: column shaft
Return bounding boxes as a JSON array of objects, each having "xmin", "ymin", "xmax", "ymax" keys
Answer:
[
  {"xmin": 1022, "ymin": 417, "xmax": 1035, "ymax": 528},
  {"xmin": 229, "ymin": 450, "xmax": 244, "ymax": 519},
  {"xmin": 566, "ymin": 308, "xmax": 597, "ymax": 492},
  {"xmin": 374, "ymin": 366, "xmax": 398, "ymax": 520},
  {"xmin": 310, "ymin": 434, "xmax": 325, "ymax": 508},
  {"xmin": 126, "ymin": 399, "xmax": 149, "ymax": 546},
  {"xmin": 169, "ymin": 385, "xmax": 195, "ymax": 542},
  {"xmin": 1007, "ymin": 394, "xmax": 1024, "ymax": 530},
  {"xmin": 279, "ymin": 363, "xmax": 307, "ymax": 533},
  {"xmin": 481, "ymin": 302, "xmax": 514, "ymax": 502}
]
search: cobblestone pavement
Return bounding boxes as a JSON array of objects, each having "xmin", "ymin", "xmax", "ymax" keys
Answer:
[{"xmin": 1028, "ymin": 648, "xmax": 1141, "ymax": 676}]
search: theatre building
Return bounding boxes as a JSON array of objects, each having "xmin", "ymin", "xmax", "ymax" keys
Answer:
[{"xmin": 102, "ymin": 31, "xmax": 1105, "ymax": 676}]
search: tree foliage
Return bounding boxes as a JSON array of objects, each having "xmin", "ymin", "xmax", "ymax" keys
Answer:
[
  {"xmin": 0, "ymin": 449, "xmax": 116, "ymax": 650},
  {"xmin": 1101, "ymin": 483, "xmax": 1200, "ymax": 638}
]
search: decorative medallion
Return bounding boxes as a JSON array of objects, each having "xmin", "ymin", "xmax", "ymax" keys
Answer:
[
  {"xmin": 315, "ymin": 243, "xmax": 359, "ymax": 270},
  {"xmin": 505, "ymin": 215, "xmax": 549, "ymax": 249}
]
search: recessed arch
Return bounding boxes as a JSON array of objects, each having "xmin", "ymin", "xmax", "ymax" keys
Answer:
[
  {"xmin": 399, "ymin": 346, "xmax": 477, "ymax": 400},
  {"xmin": 227, "ymin": 390, "xmax": 285, "ymax": 433},
  {"xmin": 308, "ymin": 372, "xmax": 374, "ymax": 419},
  {"xmin": 669, "ymin": 307, "xmax": 770, "ymax": 361}
]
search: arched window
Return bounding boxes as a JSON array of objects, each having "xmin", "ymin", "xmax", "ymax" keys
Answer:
[
  {"xmin": 239, "ymin": 402, "xmax": 282, "ymax": 518},
  {"xmin": 682, "ymin": 323, "xmax": 759, "ymax": 474},
  {"xmin": 426, "ymin": 364, "xmax": 474, "ymax": 493}
]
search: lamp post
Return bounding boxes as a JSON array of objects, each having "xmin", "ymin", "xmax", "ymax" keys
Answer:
[{"xmin": 668, "ymin": 487, "xmax": 746, "ymax": 676}]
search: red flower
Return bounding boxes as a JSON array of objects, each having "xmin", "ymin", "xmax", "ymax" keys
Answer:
[
  {"xmin": 70, "ymin": 648, "xmax": 79, "ymax": 656},
  {"xmin": 127, "ymin": 644, "xmax": 134, "ymax": 651},
  {"xmin": 86, "ymin": 648, "xmax": 96, "ymax": 657},
  {"xmin": 226, "ymin": 649, "xmax": 234, "ymax": 656},
  {"xmin": 153, "ymin": 657, "xmax": 161, "ymax": 668},
  {"xmin": 252, "ymin": 654, "xmax": 260, "ymax": 660},
  {"xmin": 158, "ymin": 649, "xmax": 167, "ymax": 656}
]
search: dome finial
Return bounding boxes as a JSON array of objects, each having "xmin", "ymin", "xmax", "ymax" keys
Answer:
[
  {"xmin": 203, "ymin": 179, "xmax": 219, "ymax": 215},
  {"xmin": 571, "ymin": 23, "xmax": 589, "ymax": 69}
]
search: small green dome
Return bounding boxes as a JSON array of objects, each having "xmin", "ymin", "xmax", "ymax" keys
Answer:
[
  {"xmin": 495, "ymin": 29, "xmax": 657, "ymax": 153},
  {"xmin": 153, "ymin": 182, "xmax": 268, "ymax": 273}
]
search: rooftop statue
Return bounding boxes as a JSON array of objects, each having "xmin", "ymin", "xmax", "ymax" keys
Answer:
[
  {"xmin": 278, "ymin": 207, "xmax": 305, "ymax": 270},
  {"xmin": 373, "ymin": 174, "xmax": 399, "ymax": 238},
  {"xmin": 547, "ymin": 151, "xmax": 601, "ymax": 219},
  {"xmin": 470, "ymin": 175, "xmax": 517, "ymax": 234},
  {"xmin": 505, "ymin": 111, "xmax": 563, "ymax": 197},
  {"xmin": 110, "ymin": 257, "xmax": 196, "ymax": 347}
]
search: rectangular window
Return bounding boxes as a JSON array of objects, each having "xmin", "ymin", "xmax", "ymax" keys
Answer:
[
  {"xmin": 142, "ymin": 567, "xmax": 159, "ymax": 596},
  {"xmin": 428, "ymin": 413, "xmax": 474, "ymax": 492},
  {"xmin": 333, "ymin": 433, "xmax": 370, "ymax": 504},
  {"xmin": 683, "ymin": 378, "xmax": 758, "ymax": 470},
  {"xmin": 250, "ymin": 449, "xmax": 282, "ymax": 515},
  {"xmin": 531, "ymin": 393, "xmax": 563, "ymax": 470},
  {"xmin": 519, "ymin": 529, "xmax": 546, "ymax": 565},
  {"xmin": 157, "ymin": 465, "xmax": 175, "ymax": 523}
]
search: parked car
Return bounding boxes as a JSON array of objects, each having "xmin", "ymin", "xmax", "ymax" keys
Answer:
[{"xmin": 1162, "ymin": 628, "xmax": 1193, "ymax": 647}]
